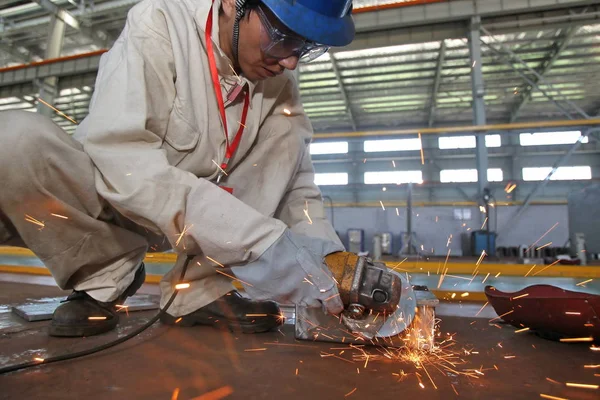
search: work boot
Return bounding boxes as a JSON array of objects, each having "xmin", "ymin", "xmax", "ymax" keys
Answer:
[
  {"xmin": 48, "ymin": 263, "xmax": 146, "ymax": 337},
  {"xmin": 160, "ymin": 291, "xmax": 283, "ymax": 333}
]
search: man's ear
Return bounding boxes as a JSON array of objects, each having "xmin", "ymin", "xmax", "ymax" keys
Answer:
[{"xmin": 220, "ymin": 0, "xmax": 237, "ymax": 18}]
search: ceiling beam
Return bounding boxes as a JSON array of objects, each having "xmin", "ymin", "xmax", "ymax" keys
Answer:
[
  {"xmin": 509, "ymin": 26, "xmax": 578, "ymax": 122},
  {"xmin": 330, "ymin": 54, "xmax": 357, "ymax": 131},
  {"xmin": 428, "ymin": 40, "xmax": 446, "ymax": 128},
  {"xmin": 0, "ymin": 42, "xmax": 32, "ymax": 63},
  {"xmin": 32, "ymin": 0, "xmax": 110, "ymax": 49}
]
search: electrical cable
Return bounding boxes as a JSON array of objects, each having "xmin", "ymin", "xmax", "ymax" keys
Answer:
[{"xmin": 0, "ymin": 255, "xmax": 193, "ymax": 375}]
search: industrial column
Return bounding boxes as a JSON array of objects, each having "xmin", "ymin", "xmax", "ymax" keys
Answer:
[
  {"xmin": 468, "ymin": 16, "xmax": 489, "ymax": 219},
  {"xmin": 36, "ymin": 14, "xmax": 65, "ymax": 117},
  {"xmin": 469, "ymin": 16, "xmax": 493, "ymax": 256}
]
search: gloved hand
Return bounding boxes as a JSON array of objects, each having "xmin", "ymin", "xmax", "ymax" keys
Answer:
[{"xmin": 231, "ymin": 229, "xmax": 344, "ymax": 315}]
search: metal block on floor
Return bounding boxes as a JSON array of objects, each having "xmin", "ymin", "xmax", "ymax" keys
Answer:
[{"xmin": 11, "ymin": 294, "xmax": 159, "ymax": 322}]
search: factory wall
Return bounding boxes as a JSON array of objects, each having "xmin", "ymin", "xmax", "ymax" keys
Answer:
[{"xmin": 327, "ymin": 205, "xmax": 569, "ymax": 256}]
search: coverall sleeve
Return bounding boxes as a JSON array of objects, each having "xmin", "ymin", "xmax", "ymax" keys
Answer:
[
  {"xmin": 273, "ymin": 77, "xmax": 345, "ymax": 250},
  {"xmin": 81, "ymin": 3, "xmax": 286, "ymax": 265}
]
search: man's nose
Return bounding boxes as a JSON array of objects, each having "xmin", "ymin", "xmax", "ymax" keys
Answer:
[{"xmin": 279, "ymin": 55, "xmax": 299, "ymax": 70}]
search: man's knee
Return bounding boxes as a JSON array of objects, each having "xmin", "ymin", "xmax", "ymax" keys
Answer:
[{"xmin": 0, "ymin": 111, "xmax": 76, "ymax": 165}]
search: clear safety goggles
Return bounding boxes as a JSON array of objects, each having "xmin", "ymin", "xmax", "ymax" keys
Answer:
[{"xmin": 255, "ymin": 6, "xmax": 329, "ymax": 63}]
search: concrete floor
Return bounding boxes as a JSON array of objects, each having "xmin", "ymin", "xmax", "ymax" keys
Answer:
[{"xmin": 1, "ymin": 281, "xmax": 599, "ymax": 400}]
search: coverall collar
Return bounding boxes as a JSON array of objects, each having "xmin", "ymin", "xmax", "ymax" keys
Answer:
[{"xmin": 194, "ymin": 0, "xmax": 258, "ymax": 103}]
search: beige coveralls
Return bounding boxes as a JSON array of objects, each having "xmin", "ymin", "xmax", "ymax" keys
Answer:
[{"xmin": 0, "ymin": 0, "xmax": 341, "ymax": 316}]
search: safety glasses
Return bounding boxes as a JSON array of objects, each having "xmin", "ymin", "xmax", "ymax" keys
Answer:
[{"xmin": 255, "ymin": 6, "xmax": 329, "ymax": 63}]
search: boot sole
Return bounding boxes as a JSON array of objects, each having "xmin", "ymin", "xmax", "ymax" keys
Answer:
[
  {"xmin": 48, "ymin": 264, "xmax": 145, "ymax": 338},
  {"xmin": 49, "ymin": 318, "xmax": 118, "ymax": 337}
]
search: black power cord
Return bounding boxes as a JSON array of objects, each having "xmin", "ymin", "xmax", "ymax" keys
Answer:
[{"xmin": 0, "ymin": 256, "xmax": 193, "ymax": 375}]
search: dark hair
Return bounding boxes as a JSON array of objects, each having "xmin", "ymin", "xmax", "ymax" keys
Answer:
[{"xmin": 219, "ymin": 0, "xmax": 262, "ymax": 20}]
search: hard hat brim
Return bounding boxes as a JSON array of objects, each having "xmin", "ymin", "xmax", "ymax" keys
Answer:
[{"xmin": 260, "ymin": 0, "xmax": 355, "ymax": 47}]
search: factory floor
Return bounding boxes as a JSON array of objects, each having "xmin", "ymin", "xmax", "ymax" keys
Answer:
[{"xmin": 1, "ymin": 279, "xmax": 599, "ymax": 400}]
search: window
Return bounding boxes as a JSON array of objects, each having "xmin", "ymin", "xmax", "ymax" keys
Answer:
[
  {"xmin": 438, "ymin": 135, "xmax": 501, "ymax": 149},
  {"xmin": 440, "ymin": 168, "xmax": 504, "ymax": 183},
  {"xmin": 364, "ymin": 171, "xmax": 423, "ymax": 184},
  {"xmin": 364, "ymin": 138, "xmax": 421, "ymax": 152},
  {"xmin": 309, "ymin": 141, "xmax": 348, "ymax": 155},
  {"xmin": 314, "ymin": 173, "xmax": 348, "ymax": 185},
  {"xmin": 522, "ymin": 166, "xmax": 592, "ymax": 181},
  {"xmin": 519, "ymin": 131, "xmax": 588, "ymax": 146},
  {"xmin": 453, "ymin": 209, "xmax": 472, "ymax": 221}
]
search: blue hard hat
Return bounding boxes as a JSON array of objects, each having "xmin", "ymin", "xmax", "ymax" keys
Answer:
[{"xmin": 260, "ymin": 0, "xmax": 355, "ymax": 47}]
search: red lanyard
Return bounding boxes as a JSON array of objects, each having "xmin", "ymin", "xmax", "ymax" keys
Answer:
[{"xmin": 206, "ymin": 0, "xmax": 250, "ymax": 184}]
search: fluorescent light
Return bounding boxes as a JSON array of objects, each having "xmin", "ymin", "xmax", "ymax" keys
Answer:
[
  {"xmin": 440, "ymin": 169, "xmax": 503, "ymax": 183},
  {"xmin": 314, "ymin": 173, "xmax": 348, "ymax": 185},
  {"xmin": 364, "ymin": 138, "xmax": 421, "ymax": 152},
  {"xmin": 310, "ymin": 141, "xmax": 348, "ymax": 155},
  {"xmin": 522, "ymin": 166, "xmax": 592, "ymax": 181},
  {"xmin": 364, "ymin": 170, "xmax": 423, "ymax": 184},
  {"xmin": 520, "ymin": 131, "xmax": 588, "ymax": 146}
]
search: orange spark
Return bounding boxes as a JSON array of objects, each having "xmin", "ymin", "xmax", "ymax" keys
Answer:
[
  {"xmin": 565, "ymin": 383, "xmax": 598, "ymax": 390},
  {"xmin": 175, "ymin": 224, "xmax": 193, "ymax": 247},
  {"xmin": 515, "ymin": 327, "xmax": 530, "ymax": 333},
  {"xmin": 539, "ymin": 395, "xmax": 569, "ymax": 400},
  {"xmin": 24, "ymin": 214, "xmax": 45, "ymax": 229},
  {"xmin": 419, "ymin": 382, "xmax": 425, "ymax": 389},
  {"xmin": 295, "ymin": 368, "xmax": 298, "ymax": 375},
  {"xmin": 481, "ymin": 217, "xmax": 488, "ymax": 230},
  {"xmin": 482, "ymin": 273, "xmax": 490, "ymax": 284},
  {"xmin": 524, "ymin": 265, "xmax": 536, "ymax": 277},
  {"xmin": 512, "ymin": 293, "xmax": 530, "ymax": 300},
  {"xmin": 191, "ymin": 386, "xmax": 234, "ymax": 400},
  {"xmin": 504, "ymin": 355, "xmax": 516, "ymax": 359},
  {"xmin": 531, "ymin": 260, "xmax": 560, "ymax": 276},
  {"xmin": 565, "ymin": 312, "xmax": 581, "ymax": 316},
  {"xmin": 526, "ymin": 222, "xmax": 559, "ymax": 253},
  {"xmin": 380, "ymin": 201, "xmax": 385, "ymax": 210},
  {"xmin": 576, "ymin": 279, "xmax": 592, "ymax": 286},
  {"xmin": 584, "ymin": 365, "xmax": 600, "ymax": 368},
  {"xmin": 33, "ymin": 357, "xmax": 44, "ymax": 362},
  {"xmin": 495, "ymin": 272, "xmax": 501, "ymax": 278},
  {"xmin": 560, "ymin": 337, "xmax": 593, "ymax": 343},
  {"xmin": 536, "ymin": 242, "xmax": 552, "ymax": 251},
  {"xmin": 303, "ymin": 200, "xmax": 313, "ymax": 225},
  {"xmin": 546, "ymin": 378, "xmax": 561, "ymax": 384},
  {"xmin": 461, "ymin": 293, "xmax": 469, "ymax": 298},
  {"xmin": 175, "ymin": 317, "xmax": 182, "ymax": 324},
  {"xmin": 215, "ymin": 269, "xmax": 253, "ymax": 287},
  {"xmin": 246, "ymin": 314, "xmax": 267, "ymax": 317},
  {"xmin": 206, "ymin": 256, "xmax": 225, "ymax": 268},
  {"xmin": 37, "ymin": 98, "xmax": 78, "ymax": 124},
  {"xmin": 244, "ymin": 348, "xmax": 267, "ymax": 352},
  {"xmin": 175, "ymin": 283, "xmax": 191, "ymax": 290},
  {"xmin": 211, "ymin": 160, "xmax": 228, "ymax": 176},
  {"xmin": 489, "ymin": 310, "xmax": 514, "ymax": 322},
  {"xmin": 171, "ymin": 388, "xmax": 180, "ymax": 400},
  {"xmin": 418, "ymin": 132, "xmax": 424, "ymax": 165},
  {"xmin": 50, "ymin": 213, "xmax": 68, "ymax": 219},
  {"xmin": 345, "ymin": 388, "xmax": 357, "ymax": 397},
  {"xmin": 324, "ymin": 293, "xmax": 341, "ymax": 302},
  {"xmin": 475, "ymin": 302, "xmax": 489, "ymax": 317},
  {"xmin": 283, "ymin": 108, "xmax": 292, "ymax": 116},
  {"xmin": 88, "ymin": 316, "xmax": 107, "ymax": 320}
]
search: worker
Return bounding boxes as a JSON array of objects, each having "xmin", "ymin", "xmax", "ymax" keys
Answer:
[{"xmin": 0, "ymin": 0, "xmax": 355, "ymax": 337}]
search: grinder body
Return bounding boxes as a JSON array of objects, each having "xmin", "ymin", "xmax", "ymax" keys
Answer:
[{"xmin": 325, "ymin": 252, "xmax": 403, "ymax": 335}]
